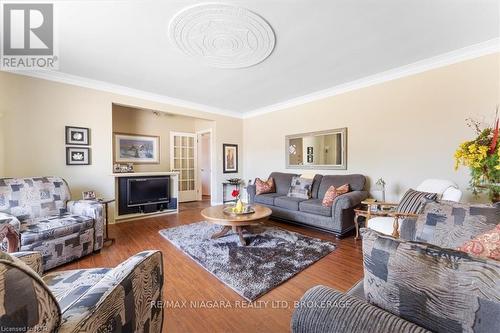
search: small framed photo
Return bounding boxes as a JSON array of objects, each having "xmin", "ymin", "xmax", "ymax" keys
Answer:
[
  {"xmin": 82, "ymin": 191, "xmax": 96, "ymax": 200},
  {"xmin": 307, "ymin": 146, "xmax": 313, "ymax": 154},
  {"xmin": 66, "ymin": 126, "xmax": 90, "ymax": 145},
  {"xmin": 223, "ymin": 144, "xmax": 238, "ymax": 173},
  {"xmin": 66, "ymin": 147, "xmax": 91, "ymax": 165}
]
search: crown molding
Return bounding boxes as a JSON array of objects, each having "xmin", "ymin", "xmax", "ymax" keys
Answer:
[
  {"xmin": 243, "ymin": 38, "xmax": 500, "ymax": 118},
  {"xmin": 7, "ymin": 70, "xmax": 242, "ymax": 119},
  {"xmin": 4, "ymin": 38, "xmax": 499, "ymax": 120}
]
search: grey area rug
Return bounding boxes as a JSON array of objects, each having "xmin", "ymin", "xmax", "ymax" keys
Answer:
[{"xmin": 159, "ymin": 221, "xmax": 336, "ymax": 301}]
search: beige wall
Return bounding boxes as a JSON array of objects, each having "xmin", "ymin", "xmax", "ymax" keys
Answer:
[
  {"xmin": 243, "ymin": 53, "xmax": 500, "ymax": 202},
  {"xmin": 0, "ymin": 72, "xmax": 244, "ymax": 221}
]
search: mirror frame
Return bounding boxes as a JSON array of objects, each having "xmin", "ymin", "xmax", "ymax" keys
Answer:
[{"xmin": 285, "ymin": 128, "xmax": 347, "ymax": 170}]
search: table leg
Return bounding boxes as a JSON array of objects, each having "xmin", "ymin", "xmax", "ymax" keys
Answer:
[
  {"xmin": 354, "ymin": 214, "xmax": 360, "ymax": 240},
  {"xmin": 103, "ymin": 202, "xmax": 115, "ymax": 246},
  {"xmin": 235, "ymin": 226, "xmax": 246, "ymax": 246},
  {"xmin": 211, "ymin": 226, "xmax": 231, "ymax": 239}
]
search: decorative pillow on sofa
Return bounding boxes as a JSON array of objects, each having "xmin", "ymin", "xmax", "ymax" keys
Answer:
[
  {"xmin": 322, "ymin": 184, "xmax": 349, "ymax": 207},
  {"xmin": 287, "ymin": 176, "xmax": 313, "ymax": 199},
  {"xmin": 255, "ymin": 177, "xmax": 275, "ymax": 195},
  {"xmin": 396, "ymin": 188, "xmax": 438, "ymax": 214},
  {"xmin": 361, "ymin": 228, "xmax": 500, "ymax": 333},
  {"xmin": 458, "ymin": 224, "xmax": 500, "ymax": 260},
  {"xmin": 400, "ymin": 200, "xmax": 499, "ymax": 249}
]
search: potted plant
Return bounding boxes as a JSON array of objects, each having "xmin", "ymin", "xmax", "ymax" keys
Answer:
[{"xmin": 454, "ymin": 110, "xmax": 500, "ymax": 202}]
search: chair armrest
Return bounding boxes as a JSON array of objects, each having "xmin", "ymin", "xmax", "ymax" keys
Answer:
[
  {"xmin": 67, "ymin": 200, "xmax": 105, "ymax": 251},
  {"xmin": 291, "ymin": 286, "xmax": 430, "ymax": 333},
  {"xmin": 57, "ymin": 250, "xmax": 164, "ymax": 333},
  {"xmin": 0, "ymin": 212, "xmax": 20, "ymax": 251},
  {"xmin": 11, "ymin": 251, "xmax": 43, "ymax": 276},
  {"xmin": 333, "ymin": 191, "xmax": 369, "ymax": 212},
  {"xmin": 247, "ymin": 184, "xmax": 257, "ymax": 204}
]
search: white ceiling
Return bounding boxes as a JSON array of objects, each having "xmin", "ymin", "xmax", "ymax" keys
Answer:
[{"xmin": 50, "ymin": 0, "xmax": 500, "ymax": 114}]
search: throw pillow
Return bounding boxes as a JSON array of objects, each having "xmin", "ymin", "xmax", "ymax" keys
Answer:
[
  {"xmin": 458, "ymin": 224, "xmax": 500, "ymax": 260},
  {"xmin": 255, "ymin": 177, "xmax": 275, "ymax": 195},
  {"xmin": 396, "ymin": 188, "xmax": 438, "ymax": 214},
  {"xmin": 322, "ymin": 184, "xmax": 349, "ymax": 207},
  {"xmin": 400, "ymin": 200, "xmax": 499, "ymax": 249},
  {"xmin": 287, "ymin": 176, "xmax": 313, "ymax": 199},
  {"xmin": 361, "ymin": 228, "xmax": 500, "ymax": 333}
]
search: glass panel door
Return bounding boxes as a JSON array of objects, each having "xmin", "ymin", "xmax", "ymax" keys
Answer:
[{"xmin": 170, "ymin": 132, "xmax": 197, "ymax": 202}]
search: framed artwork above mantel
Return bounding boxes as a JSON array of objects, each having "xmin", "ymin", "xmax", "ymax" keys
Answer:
[{"xmin": 114, "ymin": 133, "xmax": 160, "ymax": 164}]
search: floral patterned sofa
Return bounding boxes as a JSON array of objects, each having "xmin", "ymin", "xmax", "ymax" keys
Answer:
[
  {"xmin": 0, "ymin": 250, "xmax": 164, "ymax": 332},
  {"xmin": 0, "ymin": 177, "xmax": 105, "ymax": 270}
]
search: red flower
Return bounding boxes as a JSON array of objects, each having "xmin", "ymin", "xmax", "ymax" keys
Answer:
[{"xmin": 231, "ymin": 189, "xmax": 240, "ymax": 198}]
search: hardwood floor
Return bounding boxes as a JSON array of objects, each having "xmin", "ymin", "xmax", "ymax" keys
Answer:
[{"xmin": 55, "ymin": 201, "xmax": 364, "ymax": 333}]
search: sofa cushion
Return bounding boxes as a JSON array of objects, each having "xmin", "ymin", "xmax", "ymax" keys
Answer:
[
  {"xmin": 299, "ymin": 199, "xmax": 332, "ymax": 217},
  {"xmin": 322, "ymin": 184, "xmax": 350, "ymax": 207},
  {"xmin": 317, "ymin": 174, "xmax": 365, "ymax": 198},
  {"xmin": 457, "ymin": 224, "xmax": 500, "ymax": 260},
  {"xmin": 274, "ymin": 196, "xmax": 306, "ymax": 211},
  {"xmin": 396, "ymin": 189, "xmax": 437, "ymax": 214},
  {"xmin": 43, "ymin": 268, "xmax": 111, "ymax": 313},
  {"xmin": 287, "ymin": 176, "xmax": 313, "ymax": 199},
  {"xmin": 0, "ymin": 177, "xmax": 71, "ymax": 222},
  {"xmin": 255, "ymin": 177, "xmax": 275, "ymax": 195},
  {"xmin": 269, "ymin": 172, "xmax": 297, "ymax": 195},
  {"xmin": 310, "ymin": 174, "xmax": 323, "ymax": 199},
  {"xmin": 20, "ymin": 213, "xmax": 94, "ymax": 246},
  {"xmin": 254, "ymin": 193, "xmax": 283, "ymax": 206},
  {"xmin": 400, "ymin": 201, "xmax": 499, "ymax": 249},
  {"xmin": 362, "ymin": 228, "xmax": 500, "ymax": 333}
]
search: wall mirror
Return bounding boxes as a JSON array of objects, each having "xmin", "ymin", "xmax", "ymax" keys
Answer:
[{"xmin": 286, "ymin": 128, "xmax": 347, "ymax": 170}]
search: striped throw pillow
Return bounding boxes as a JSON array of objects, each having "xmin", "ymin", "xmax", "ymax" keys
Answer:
[{"xmin": 397, "ymin": 189, "xmax": 437, "ymax": 214}]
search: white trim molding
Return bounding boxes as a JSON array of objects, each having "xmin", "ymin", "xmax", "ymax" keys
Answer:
[
  {"xmin": 3, "ymin": 38, "xmax": 498, "ymax": 119},
  {"xmin": 243, "ymin": 38, "xmax": 500, "ymax": 118}
]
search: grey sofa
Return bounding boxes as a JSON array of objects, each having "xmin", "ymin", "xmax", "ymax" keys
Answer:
[
  {"xmin": 247, "ymin": 172, "xmax": 368, "ymax": 237},
  {"xmin": 292, "ymin": 201, "xmax": 500, "ymax": 333}
]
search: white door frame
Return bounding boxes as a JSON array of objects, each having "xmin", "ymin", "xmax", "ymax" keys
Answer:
[
  {"xmin": 170, "ymin": 131, "xmax": 197, "ymax": 202},
  {"xmin": 196, "ymin": 129, "xmax": 215, "ymax": 202}
]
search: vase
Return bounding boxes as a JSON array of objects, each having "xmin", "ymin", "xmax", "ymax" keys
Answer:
[{"xmin": 235, "ymin": 199, "xmax": 244, "ymax": 213}]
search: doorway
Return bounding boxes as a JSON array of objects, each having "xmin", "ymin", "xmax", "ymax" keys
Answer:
[
  {"xmin": 170, "ymin": 132, "xmax": 197, "ymax": 202},
  {"xmin": 197, "ymin": 130, "xmax": 212, "ymax": 202}
]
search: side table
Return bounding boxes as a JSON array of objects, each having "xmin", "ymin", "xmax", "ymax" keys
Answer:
[
  {"xmin": 353, "ymin": 202, "xmax": 395, "ymax": 240},
  {"xmin": 98, "ymin": 199, "xmax": 115, "ymax": 246}
]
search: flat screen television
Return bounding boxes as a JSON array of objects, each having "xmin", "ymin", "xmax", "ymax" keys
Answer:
[{"xmin": 127, "ymin": 176, "xmax": 170, "ymax": 207}]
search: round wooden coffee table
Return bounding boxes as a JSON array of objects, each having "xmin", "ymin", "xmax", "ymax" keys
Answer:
[{"xmin": 201, "ymin": 204, "xmax": 272, "ymax": 246}]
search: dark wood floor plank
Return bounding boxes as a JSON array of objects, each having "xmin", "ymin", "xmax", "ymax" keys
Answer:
[{"xmin": 54, "ymin": 201, "xmax": 363, "ymax": 333}]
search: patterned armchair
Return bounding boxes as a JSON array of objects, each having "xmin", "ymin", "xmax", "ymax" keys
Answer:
[
  {"xmin": 0, "ymin": 250, "xmax": 164, "ymax": 332},
  {"xmin": 0, "ymin": 177, "xmax": 105, "ymax": 270}
]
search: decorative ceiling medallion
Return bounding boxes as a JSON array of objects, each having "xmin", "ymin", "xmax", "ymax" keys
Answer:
[{"xmin": 169, "ymin": 3, "xmax": 275, "ymax": 69}]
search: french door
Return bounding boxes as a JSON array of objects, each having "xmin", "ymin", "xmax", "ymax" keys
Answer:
[{"xmin": 170, "ymin": 132, "xmax": 197, "ymax": 202}]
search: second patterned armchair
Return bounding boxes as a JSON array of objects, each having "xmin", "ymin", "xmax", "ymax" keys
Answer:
[
  {"xmin": 0, "ymin": 250, "xmax": 164, "ymax": 332},
  {"xmin": 0, "ymin": 177, "xmax": 105, "ymax": 270}
]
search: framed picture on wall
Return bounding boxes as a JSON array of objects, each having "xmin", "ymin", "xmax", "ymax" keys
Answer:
[
  {"xmin": 65, "ymin": 126, "xmax": 90, "ymax": 145},
  {"xmin": 114, "ymin": 133, "xmax": 160, "ymax": 164},
  {"xmin": 66, "ymin": 147, "xmax": 91, "ymax": 165},
  {"xmin": 223, "ymin": 144, "xmax": 238, "ymax": 173}
]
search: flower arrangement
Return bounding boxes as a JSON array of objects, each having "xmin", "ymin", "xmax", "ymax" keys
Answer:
[
  {"xmin": 231, "ymin": 189, "xmax": 244, "ymax": 213},
  {"xmin": 454, "ymin": 110, "xmax": 500, "ymax": 202}
]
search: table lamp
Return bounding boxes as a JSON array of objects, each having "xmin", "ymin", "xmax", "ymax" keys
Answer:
[{"xmin": 374, "ymin": 178, "xmax": 386, "ymax": 202}]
